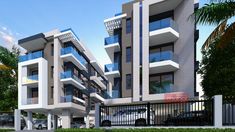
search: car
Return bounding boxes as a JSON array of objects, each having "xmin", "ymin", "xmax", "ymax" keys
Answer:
[
  {"xmin": 101, "ymin": 107, "xmax": 155, "ymax": 126},
  {"xmin": 71, "ymin": 122, "xmax": 86, "ymax": 128},
  {"xmin": 0, "ymin": 115, "xmax": 26, "ymax": 130},
  {"xmin": 164, "ymin": 110, "xmax": 212, "ymax": 126},
  {"xmin": 33, "ymin": 119, "xmax": 53, "ymax": 130}
]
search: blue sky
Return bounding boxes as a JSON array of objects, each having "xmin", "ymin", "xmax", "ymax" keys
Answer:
[{"xmin": 0, "ymin": 0, "xmax": 216, "ymax": 66}]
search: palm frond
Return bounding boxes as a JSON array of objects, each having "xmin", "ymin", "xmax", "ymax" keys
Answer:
[
  {"xmin": 217, "ymin": 21, "xmax": 235, "ymax": 48},
  {"xmin": 202, "ymin": 20, "xmax": 227, "ymax": 50},
  {"xmin": 194, "ymin": 1, "xmax": 235, "ymax": 25},
  {"xmin": 0, "ymin": 64, "xmax": 10, "ymax": 70}
]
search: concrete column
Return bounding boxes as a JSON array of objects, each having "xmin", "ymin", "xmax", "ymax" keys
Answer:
[
  {"xmin": 95, "ymin": 103, "xmax": 100, "ymax": 128},
  {"xmin": 133, "ymin": 2, "xmax": 140, "ymax": 102},
  {"xmin": 47, "ymin": 111, "xmax": 52, "ymax": 130},
  {"xmin": 53, "ymin": 115, "xmax": 58, "ymax": 129},
  {"xmin": 214, "ymin": 95, "xmax": 223, "ymax": 128},
  {"xmin": 86, "ymin": 115, "xmax": 90, "ymax": 128},
  {"xmin": 27, "ymin": 111, "xmax": 33, "ymax": 130},
  {"xmin": 14, "ymin": 109, "xmax": 21, "ymax": 131},
  {"xmin": 61, "ymin": 109, "xmax": 71, "ymax": 128}
]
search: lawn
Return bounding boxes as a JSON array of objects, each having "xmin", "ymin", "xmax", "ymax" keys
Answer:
[{"xmin": 55, "ymin": 128, "xmax": 235, "ymax": 132}]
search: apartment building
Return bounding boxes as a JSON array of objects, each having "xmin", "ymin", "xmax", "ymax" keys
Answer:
[
  {"xmin": 104, "ymin": 0, "xmax": 199, "ymax": 104},
  {"xmin": 17, "ymin": 29, "xmax": 110, "ymax": 129}
]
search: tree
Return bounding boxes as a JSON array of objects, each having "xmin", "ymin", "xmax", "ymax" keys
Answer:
[
  {"xmin": 0, "ymin": 46, "xmax": 19, "ymax": 111},
  {"xmin": 193, "ymin": 0, "xmax": 235, "ymax": 98},
  {"xmin": 198, "ymin": 37, "xmax": 235, "ymax": 98},
  {"xmin": 194, "ymin": 0, "xmax": 235, "ymax": 49}
]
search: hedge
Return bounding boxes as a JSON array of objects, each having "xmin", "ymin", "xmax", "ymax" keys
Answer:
[
  {"xmin": 0, "ymin": 129, "xmax": 14, "ymax": 132},
  {"xmin": 55, "ymin": 128, "xmax": 235, "ymax": 132}
]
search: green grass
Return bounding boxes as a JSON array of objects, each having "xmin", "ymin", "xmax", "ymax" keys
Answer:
[
  {"xmin": 0, "ymin": 129, "xmax": 14, "ymax": 132},
  {"xmin": 55, "ymin": 128, "xmax": 235, "ymax": 132}
]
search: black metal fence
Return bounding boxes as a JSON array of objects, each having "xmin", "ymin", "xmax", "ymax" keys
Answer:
[
  {"xmin": 223, "ymin": 96, "xmax": 235, "ymax": 126},
  {"xmin": 100, "ymin": 99, "xmax": 214, "ymax": 127}
]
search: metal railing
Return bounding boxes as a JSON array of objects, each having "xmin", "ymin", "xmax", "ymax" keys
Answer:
[
  {"xmin": 104, "ymin": 34, "xmax": 120, "ymax": 45},
  {"xmin": 19, "ymin": 51, "xmax": 43, "ymax": 62},
  {"xmin": 105, "ymin": 63, "xmax": 119, "ymax": 73},
  {"xmin": 223, "ymin": 96, "xmax": 235, "ymax": 126},
  {"xmin": 149, "ymin": 51, "xmax": 178, "ymax": 63},
  {"xmin": 61, "ymin": 46, "xmax": 87, "ymax": 66},
  {"xmin": 100, "ymin": 99, "xmax": 214, "ymax": 127},
  {"xmin": 149, "ymin": 17, "xmax": 178, "ymax": 32}
]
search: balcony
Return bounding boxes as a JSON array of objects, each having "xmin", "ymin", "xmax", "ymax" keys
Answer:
[
  {"xmin": 61, "ymin": 47, "xmax": 87, "ymax": 71},
  {"xmin": 104, "ymin": 13, "xmax": 127, "ymax": 35},
  {"xmin": 60, "ymin": 71, "xmax": 86, "ymax": 90},
  {"xmin": 90, "ymin": 88, "xmax": 111, "ymax": 102},
  {"xmin": 19, "ymin": 51, "xmax": 43, "ymax": 62},
  {"xmin": 22, "ymin": 97, "xmax": 38, "ymax": 105},
  {"xmin": 22, "ymin": 75, "xmax": 38, "ymax": 86},
  {"xmin": 149, "ymin": 51, "xmax": 179, "ymax": 74},
  {"xmin": 104, "ymin": 35, "xmax": 120, "ymax": 61},
  {"xmin": 111, "ymin": 90, "xmax": 120, "ymax": 99},
  {"xmin": 149, "ymin": 18, "xmax": 179, "ymax": 46},
  {"xmin": 104, "ymin": 63, "xmax": 120, "ymax": 78},
  {"xmin": 90, "ymin": 76, "xmax": 106, "ymax": 90},
  {"xmin": 60, "ymin": 95, "xmax": 85, "ymax": 106}
]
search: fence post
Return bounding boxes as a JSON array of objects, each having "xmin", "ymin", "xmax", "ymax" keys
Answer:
[
  {"xmin": 14, "ymin": 109, "xmax": 21, "ymax": 131},
  {"xmin": 147, "ymin": 102, "xmax": 150, "ymax": 126},
  {"xmin": 95, "ymin": 103, "xmax": 100, "ymax": 128},
  {"xmin": 214, "ymin": 95, "xmax": 223, "ymax": 128}
]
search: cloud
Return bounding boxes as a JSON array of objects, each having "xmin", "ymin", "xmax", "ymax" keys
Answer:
[{"xmin": 0, "ymin": 25, "xmax": 19, "ymax": 50}]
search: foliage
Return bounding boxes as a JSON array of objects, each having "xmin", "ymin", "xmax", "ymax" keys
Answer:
[
  {"xmin": 0, "ymin": 129, "xmax": 14, "ymax": 132},
  {"xmin": 0, "ymin": 46, "xmax": 19, "ymax": 111},
  {"xmin": 198, "ymin": 37, "xmax": 235, "ymax": 98},
  {"xmin": 55, "ymin": 128, "xmax": 235, "ymax": 132},
  {"xmin": 193, "ymin": 0, "xmax": 235, "ymax": 49}
]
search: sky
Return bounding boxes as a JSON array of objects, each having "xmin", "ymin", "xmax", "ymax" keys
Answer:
[{"xmin": 0, "ymin": 0, "xmax": 217, "ymax": 67}]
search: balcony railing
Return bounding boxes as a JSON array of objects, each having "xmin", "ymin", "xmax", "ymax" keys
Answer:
[
  {"xmin": 60, "ymin": 95, "xmax": 85, "ymax": 106},
  {"xmin": 112, "ymin": 90, "xmax": 120, "ymax": 99},
  {"xmin": 60, "ymin": 70, "xmax": 84, "ymax": 84},
  {"xmin": 104, "ymin": 35, "xmax": 120, "ymax": 46},
  {"xmin": 105, "ymin": 63, "xmax": 119, "ymax": 72},
  {"xmin": 149, "ymin": 18, "xmax": 178, "ymax": 32},
  {"xmin": 61, "ymin": 47, "xmax": 87, "ymax": 66},
  {"xmin": 149, "ymin": 83, "xmax": 174, "ymax": 94},
  {"xmin": 26, "ymin": 97, "xmax": 38, "ymax": 105},
  {"xmin": 149, "ymin": 51, "xmax": 177, "ymax": 63},
  {"xmin": 22, "ymin": 75, "xmax": 38, "ymax": 84},
  {"xmin": 19, "ymin": 51, "xmax": 43, "ymax": 62}
]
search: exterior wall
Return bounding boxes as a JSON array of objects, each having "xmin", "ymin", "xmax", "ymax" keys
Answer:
[
  {"xmin": 18, "ymin": 58, "xmax": 48, "ymax": 110},
  {"xmin": 141, "ymin": 0, "xmax": 195, "ymax": 101},
  {"xmin": 121, "ymin": 2, "xmax": 133, "ymax": 98},
  {"xmin": 174, "ymin": 0, "xmax": 195, "ymax": 98},
  {"xmin": 43, "ymin": 40, "xmax": 54, "ymax": 105},
  {"xmin": 54, "ymin": 38, "xmax": 64, "ymax": 105}
]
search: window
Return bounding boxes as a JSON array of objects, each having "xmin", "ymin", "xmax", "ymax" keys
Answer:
[
  {"xmin": 51, "ymin": 44, "xmax": 54, "ymax": 56},
  {"xmin": 51, "ymin": 66, "xmax": 54, "ymax": 78},
  {"xmin": 149, "ymin": 73, "xmax": 173, "ymax": 94},
  {"xmin": 126, "ymin": 18, "xmax": 131, "ymax": 34},
  {"xmin": 51, "ymin": 86, "xmax": 54, "ymax": 98},
  {"xmin": 126, "ymin": 74, "xmax": 132, "ymax": 90},
  {"xmin": 126, "ymin": 47, "xmax": 131, "ymax": 62}
]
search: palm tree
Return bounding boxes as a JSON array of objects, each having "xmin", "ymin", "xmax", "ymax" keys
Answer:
[
  {"xmin": 0, "ymin": 46, "xmax": 19, "ymax": 111},
  {"xmin": 194, "ymin": 0, "xmax": 235, "ymax": 49}
]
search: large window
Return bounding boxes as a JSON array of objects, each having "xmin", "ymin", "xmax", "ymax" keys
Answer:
[
  {"xmin": 126, "ymin": 47, "xmax": 131, "ymax": 62},
  {"xmin": 149, "ymin": 73, "xmax": 174, "ymax": 94},
  {"xmin": 113, "ymin": 77, "xmax": 121, "ymax": 98},
  {"xmin": 126, "ymin": 18, "xmax": 131, "ymax": 34},
  {"xmin": 126, "ymin": 74, "xmax": 132, "ymax": 90},
  {"xmin": 149, "ymin": 44, "xmax": 173, "ymax": 62}
]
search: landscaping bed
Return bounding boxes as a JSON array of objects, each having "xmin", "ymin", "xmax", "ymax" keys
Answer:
[{"xmin": 56, "ymin": 128, "xmax": 235, "ymax": 132}]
